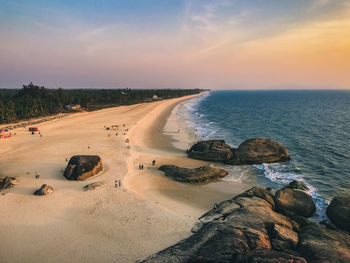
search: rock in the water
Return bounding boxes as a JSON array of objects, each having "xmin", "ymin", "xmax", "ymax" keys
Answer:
[
  {"xmin": 275, "ymin": 187, "xmax": 316, "ymax": 218},
  {"xmin": 0, "ymin": 176, "xmax": 18, "ymax": 190},
  {"xmin": 159, "ymin": 165, "xmax": 228, "ymax": 183},
  {"xmin": 34, "ymin": 184, "xmax": 54, "ymax": 195},
  {"xmin": 84, "ymin": 181, "xmax": 106, "ymax": 191},
  {"xmin": 227, "ymin": 138, "xmax": 291, "ymax": 165},
  {"xmin": 326, "ymin": 195, "xmax": 350, "ymax": 232},
  {"xmin": 63, "ymin": 155, "xmax": 103, "ymax": 181},
  {"xmin": 298, "ymin": 223, "xmax": 350, "ymax": 263},
  {"xmin": 187, "ymin": 140, "xmax": 233, "ymax": 162},
  {"xmin": 288, "ymin": 180, "xmax": 309, "ymax": 191}
]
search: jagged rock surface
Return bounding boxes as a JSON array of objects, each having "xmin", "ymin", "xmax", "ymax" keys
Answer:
[
  {"xmin": 138, "ymin": 186, "xmax": 349, "ymax": 263},
  {"xmin": 63, "ymin": 155, "xmax": 103, "ymax": 181},
  {"xmin": 326, "ymin": 195, "xmax": 350, "ymax": 232},
  {"xmin": 34, "ymin": 184, "xmax": 54, "ymax": 195},
  {"xmin": 159, "ymin": 165, "xmax": 228, "ymax": 183}
]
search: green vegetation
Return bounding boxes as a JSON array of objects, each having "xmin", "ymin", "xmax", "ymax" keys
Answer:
[{"xmin": 0, "ymin": 83, "xmax": 204, "ymax": 124}]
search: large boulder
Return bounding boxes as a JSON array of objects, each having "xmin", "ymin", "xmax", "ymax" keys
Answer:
[
  {"xmin": 187, "ymin": 140, "xmax": 233, "ymax": 162},
  {"xmin": 326, "ymin": 195, "xmax": 350, "ymax": 232},
  {"xmin": 0, "ymin": 176, "xmax": 18, "ymax": 191},
  {"xmin": 63, "ymin": 155, "xmax": 103, "ymax": 181},
  {"xmin": 275, "ymin": 187, "xmax": 316, "ymax": 218},
  {"xmin": 34, "ymin": 184, "xmax": 54, "ymax": 195},
  {"xmin": 159, "ymin": 165, "xmax": 228, "ymax": 183},
  {"xmin": 227, "ymin": 138, "xmax": 291, "ymax": 165},
  {"xmin": 298, "ymin": 223, "xmax": 350, "ymax": 263}
]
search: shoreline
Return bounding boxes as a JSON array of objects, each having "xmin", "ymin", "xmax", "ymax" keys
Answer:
[{"xmin": 0, "ymin": 93, "xmax": 248, "ymax": 263}]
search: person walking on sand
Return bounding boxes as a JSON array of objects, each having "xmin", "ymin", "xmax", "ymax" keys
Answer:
[
  {"xmin": 115, "ymin": 180, "xmax": 119, "ymax": 187},
  {"xmin": 152, "ymin": 160, "xmax": 156, "ymax": 166}
]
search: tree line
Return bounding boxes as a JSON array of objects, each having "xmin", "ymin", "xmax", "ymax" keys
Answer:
[{"xmin": 0, "ymin": 83, "xmax": 204, "ymax": 124}]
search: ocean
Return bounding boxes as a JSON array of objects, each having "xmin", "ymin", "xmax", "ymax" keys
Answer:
[{"xmin": 179, "ymin": 90, "xmax": 350, "ymax": 219}]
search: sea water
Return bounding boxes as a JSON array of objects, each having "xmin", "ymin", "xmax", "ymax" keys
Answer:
[{"xmin": 178, "ymin": 90, "xmax": 350, "ymax": 219}]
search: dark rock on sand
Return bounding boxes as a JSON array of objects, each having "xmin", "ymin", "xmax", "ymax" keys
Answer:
[
  {"xmin": 34, "ymin": 184, "xmax": 54, "ymax": 195},
  {"xmin": 227, "ymin": 138, "xmax": 291, "ymax": 165},
  {"xmin": 275, "ymin": 187, "xmax": 316, "ymax": 218},
  {"xmin": 0, "ymin": 176, "xmax": 18, "ymax": 191},
  {"xmin": 326, "ymin": 195, "xmax": 350, "ymax": 232},
  {"xmin": 288, "ymin": 180, "xmax": 310, "ymax": 191},
  {"xmin": 159, "ymin": 165, "xmax": 228, "ymax": 183},
  {"xmin": 84, "ymin": 181, "xmax": 106, "ymax": 191},
  {"xmin": 298, "ymin": 223, "xmax": 350, "ymax": 263},
  {"xmin": 63, "ymin": 155, "xmax": 103, "ymax": 181},
  {"xmin": 187, "ymin": 140, "xmax": 233, "ymax": 162}
]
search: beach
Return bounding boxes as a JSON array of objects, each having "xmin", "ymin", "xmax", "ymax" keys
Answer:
[{"xmin": 0, "ymin": 94, "xmax": 248, "ymax": 263}]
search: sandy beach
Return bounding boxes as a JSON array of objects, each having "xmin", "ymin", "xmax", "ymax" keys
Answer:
[{"xmin": 0, "ymin": 94, "xmax": 248, "ymax": 263}]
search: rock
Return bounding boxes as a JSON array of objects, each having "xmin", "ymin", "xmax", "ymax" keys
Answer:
[
  {"xmin": 34, "ymin": 184, "xmax": 54, "ymax": 195},
  {"xmin": 158, "ymin": 165, "xmax": 228, "ymax": 183},
  {"xmin": 298, "ymin": 223, "xmax": 350, "ymax": 263},
  {"xmin": 275, "ymin": 187, "xmax": 316, "ymax": 218},
  {"xmin": 326, "ymin": 195, "xmax": 350, "ymax": 232},
  {"xmin": 187, "ymin": 140, "xmax": 233, "ymax": 162},
  {"xmin": 270, "ymin": 223, "xmax": 299, "ymax": 250},
  {"xmin": 84, "ymin": 181, "xmax": 106, "ymax": 191},
  {"xmin": 139, "ymin": 186, "xmax": 303, "ymax": 263},
  {"xmin": 245, "ymin": 249, "xmax": 307, "ymax": 263},
  {"xmin": 0, "ymin": 176, "xmax": 18, "ymax": 191},
  {"xmin": 235, "ymin": 186, "xmax": 275, "ymax": 209},
  {"xmin": 63, "ymin": 155, "xmax": 103, "ymax": 181},
  {"xmin": 227, "ymin": 138, "xmax": 291, "ymax": 165},
  {"xmin": 288, "ymin": 180, "xmax": 309, "ymax": 191}
]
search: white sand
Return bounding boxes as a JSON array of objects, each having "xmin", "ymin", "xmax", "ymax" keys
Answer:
[{"xmin": 0, "ymin": 95, "xmax": 248, "ymax": 263}]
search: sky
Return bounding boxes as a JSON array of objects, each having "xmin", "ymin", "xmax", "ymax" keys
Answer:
[{"xmin": 0, "ymin": 0, "xmax": 349, "ymax": 89}]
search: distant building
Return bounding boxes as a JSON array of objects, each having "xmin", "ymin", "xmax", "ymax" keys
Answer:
[
  {"xmin": 153, "ymin": 95, "xmax": 159, "ymax": 100},
  {"xmin": 65, "ymin": 104, "xmax": 81, "ymax": 110}
]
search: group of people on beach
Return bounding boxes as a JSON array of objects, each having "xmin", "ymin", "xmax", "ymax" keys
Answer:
[{"xmin": 115, "ymin": 179, "xmax": 121, "ymax": 187}]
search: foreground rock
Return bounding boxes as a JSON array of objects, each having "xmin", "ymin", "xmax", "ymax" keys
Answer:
[
  {"xmin": 84, "ymin": 181, "xmax": 106, "ymax": 191},
  {"xmin": 139, "ymin": 186, "xmax": 350, "ymax": 263},
  {"xmin": 187, "ymin": 140, "xmax": 233, "ymax": 162},
  {"xmin": 159, "ymin": 165, "xmax": 228, "ymax": 183},
  {"xmin": 0, "ymin": 176, "xmax": 18, "ymax": 191},
  {"xmin": 187, "ymin": 138, "xmax": 290, "ymax": 165},
  {"xmin": 275, "ymin": 187, "xmax": 316, "ymax": 218},
  {"xmin": 63, "ymin": 155, "xmax": 103, "ymax": 181},
  {"xmin": 326, "ymin": 195, "xmax": 350, "ymax": 232},
  {"xmin": 34, "ymin": 184, "xmax": 54, "ymax": 195}
]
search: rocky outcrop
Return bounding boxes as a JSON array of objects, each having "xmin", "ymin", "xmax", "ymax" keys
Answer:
[
  {"xmin": 63, "ymin": 155, "xmax": 103, "ymax": 181},
  {"xmin": 34, "ymin": 184, "xmax": 54, "ymax": 195},
  {"xmin": 187, "ymin": 138, "xmax": 290, "ymax": 165},
  {"xmin": 0, "ymin": 176, "xmax": 18, "ymax": 191},
  {"xmin": 139, "ymin": 186, "xmax": 350, "ymax": 263},
  {"xmin": 288, "ymin": 180, "xmax": 309, "ymax": 191},
  {"xmin": 299, "ymin": 223, "xmax": 350, "ymax": 263},
  {"xmin": 159, "ymin": 165, "xmax": 228, "ymax": 183},
  {"xmin": 187, "ymin": 140, "xmax": 233, "ymax": 162},
  {"xmin": 275, "ymin": 187, "xmax": 316, "ymax": 218},
  {"xmin": 84, "ymin": 181, "xmax": 106, "ymax": 191},
  {"xmin": 227, "ymin": 138, "xmax": 291, "ymax": 165},
  {"xmin": 326, "ymin": 195, "xmax": 350, "ymax": 232}
]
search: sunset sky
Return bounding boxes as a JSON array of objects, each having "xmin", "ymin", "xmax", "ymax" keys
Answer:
[{"xmin": 1, "ymin": 0, "xmax": 349, "ymax": 89}]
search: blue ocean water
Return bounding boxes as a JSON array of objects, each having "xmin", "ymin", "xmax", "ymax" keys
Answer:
[{"xmin": 181, "ymin": 90, "xmax": 350, "ymax": 218}]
